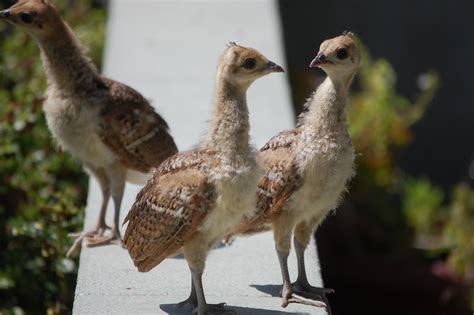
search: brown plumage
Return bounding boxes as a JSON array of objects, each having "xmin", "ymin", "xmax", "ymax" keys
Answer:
[
  {"xmin": 99, "ymin": 79, "xmax": 177, "ymax": 173},
  {"xmin": 124, "ymin": 43, "xmax": 284, "ymax": 315},
  {"xmin": 225, "ymin": 34, "xmax": 361, "ymax": 313},
  {"xmin": 227, "ymin": 130, "xmax": 303, "ymax": 236},
  {"xmin": 0, "ymin": 0, "xmax": 178, "ymax": 256},
  {"xmin": 124, "ymin": 149, "xmax": 216, "ymax": 272}
]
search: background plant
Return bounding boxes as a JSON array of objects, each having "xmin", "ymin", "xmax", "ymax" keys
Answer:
[
  {"xmin": 0, "ymin": 1, "xmax": 105, "ymax": 313},
  {"xmin": 347, "ymin": 39, "xmax": 473, "ymax": 308},
  {"xmin": 0, "ymin": 2, "xmax": 472, "ymax": 313}
]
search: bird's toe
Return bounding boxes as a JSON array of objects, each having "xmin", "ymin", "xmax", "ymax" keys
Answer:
[
  {"xmin": 281, "ymin": 283, "xmax": 327, "ymax": 309},
  {"xmin": 85, "ymin": 233, "xmax": 122, "ymax": 248}
]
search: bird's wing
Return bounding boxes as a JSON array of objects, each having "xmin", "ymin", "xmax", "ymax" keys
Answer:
[
  {"xmin": 227, "ymin": 130, "xmax": 303, "ymax": 236},
  {"xmin": 260, "ymin": 130, "xmax": 300, "ymax": 151},
  {"xmin": 98, "ymin": 79, "xmax": 178, "ymax": 173},
  {"xmin": 155, "ymin": 148, "xmax": 216, "ymax": 174},
  {"xmin": 123, "ymin": 149, "xmax": 215, "ymax": 272}
]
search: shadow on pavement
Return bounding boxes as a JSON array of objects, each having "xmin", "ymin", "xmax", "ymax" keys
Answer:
[
  {"xmin": 250, "ymin": 284, "xmax": 281, "ymax": 297},
  {"xmin": 160, "ymin": 303, "xmax": 309, "ymax": 314}
]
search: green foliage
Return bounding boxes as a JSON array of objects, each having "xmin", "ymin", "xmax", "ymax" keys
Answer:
[
  {"xmin": 0, "ymin": 1, "xmax": 105, "ymax": 314},
  {"xmin": 340, "ymin": 40, "xmax": 438, "ymax": 253},
  {"xmin": 448, "ymin": 186, "xmax": 474, "ymax": 309},
  {"xmin": 402, "ymin": 177, "xmax": 445, "ymax": 236},
  {"xmin": 348, "ymin": 39, "xmax": 473, "ymax": 307},
  {"xmin": 447, "ymin": 184, "xmax": 474, "ymax": 281},
  {"xmin": 402, "ymin": 180, "xmax": 474, "ymax": 307},
  {"xmin": 0, "ymin": 4, "xmax": 471, "ymax": 312},
  {"xmin": 349, "ymin": 41, "xmax": 439, "ymax": 188}
]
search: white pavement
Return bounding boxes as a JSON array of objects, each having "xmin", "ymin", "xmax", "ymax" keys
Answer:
[{"xmin": 73, "ymin": 0, "xmax": 327, "ymax": 314}]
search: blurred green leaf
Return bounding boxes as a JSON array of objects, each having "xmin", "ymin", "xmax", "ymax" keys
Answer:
[
  {"xmin": 347, "ymin": 38, "xmax": 472, "ymax": 308},
  {"xmin": 0, "ymin": 1, "xmax": 105, "ymax": 313}
]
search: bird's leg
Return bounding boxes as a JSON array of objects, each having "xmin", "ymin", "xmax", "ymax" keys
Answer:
[
  {"xmin": 175, "ymin": 276, "xmax": 198, "ymax": 309},
  {"xmin": 293, "ymin": 238, "xmax": 333, "ymax": 294},
  {"xmin": 86, "ymin": 192, "xmax": 123, "ymax": 247},
  {"xmin": 293, "ymin": 238, "xmax": 333, "ymax": 313},
  {"xmin": 189, "ymin": 267, "xmax": 234, "ymax": 315},
  {"xmin": 276, "ymin": 246, "xmax": 293, "ymax": 306},
  {"xmin": 276, "ymin": 246, "xmax": 325, "ymax": 309},
  {"xmin": 273, "ymin": 218, "xmax": 326, "ymax": 309},
  {"xmin": 292, "ymin": 220, "xmax": 333, "ymax": 314},
  {"xmin": 67, "ymin": 169, "xmax": 111, "ymax": 257},
  {"xmin": 86, "ymin": 166, "xmax": 125, "ymax": 248},
  {"xmin": 182, "ymin": 238, "xmax": 234, "ymax": 315}
]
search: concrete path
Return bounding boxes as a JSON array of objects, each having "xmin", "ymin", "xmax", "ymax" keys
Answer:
[{"xmin": 73, "ymin": 0, "xmax": 326, "ymax": 314}]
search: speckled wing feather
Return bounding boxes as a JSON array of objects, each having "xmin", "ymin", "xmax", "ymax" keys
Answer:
[
  {"xmin": 227, "ymin": 130, "xmax": 303, "ymax": 236},
  {"xmin": 156, "ymin": 148, "xmax": 216, "ymax": 174},
  {"xmin": 260, "ymin": 129, "xmax": 301, "ymax": 151},
  {"xmin": 98, "ymin": 78, "xmax": 178, "ymax": 172},
  {"xmin": 123, "ymin": 149, "xmax": 215, "ymax": 272}
]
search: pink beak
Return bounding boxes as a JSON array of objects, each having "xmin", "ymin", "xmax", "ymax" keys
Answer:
[{"xmin": 309, "ymin": 53, "xmax": 331, "ymax": 68}]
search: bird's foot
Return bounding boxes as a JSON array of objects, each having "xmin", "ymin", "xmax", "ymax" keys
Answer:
[
  {"xmin": 292, "ymin": 281, "xmax": 334, "ymax": 298},
  {"xmin": 291, "ymin": 281, "xmax": 334, "ymax": 314},
  {"xmin": 281, "ymin": 282, "xmax": 327, "ymax": 309},
  {"xmin": 192, "ymin": 303, "xmax": 235, "ymax": 315},
  {"xmin": 66, "ymin": 225, "xmax": 111, "ymax": 257},
  {"xmin": 85, "ymin": 230, "xmax": 122, "ymax": 248}
]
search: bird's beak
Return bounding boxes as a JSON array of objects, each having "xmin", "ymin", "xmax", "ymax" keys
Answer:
[
  {"xmin": 0, "ymin": 9, "xmax": 11, "ymax": 20},
  {"xmin": 310, "ymin": 53, "xmax": 331, "ymax": 68},
  {"xmin": 266, "ymin": 61, "xmax": 284, "ymax": 73}
]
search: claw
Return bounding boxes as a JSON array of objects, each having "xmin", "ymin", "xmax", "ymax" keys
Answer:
[
  {"xmin": 68, "ymin": 232, "xmax": 82, "ymax": 239},
  {"xmin": 67, "ymin": 239, "xmax": 82, "ymax": 258},
  {"xmin": 293, "ymin": 282, "xmax": 334, "ymax": 296},
  {"xmin": 281, "ymin": 283, "xmax": 328, "ymax": 309},
  {"xmin": 283, "ymin": 293, "xmax": 327, "ymax": 308},
  {"xmin": 284, "ymin": 283, "xmax": 333, "ymax": 314},
  {"xmin": 66, "ymin": 225, "xmax": 111, "ymax": 257},
  {"xmin": 85, "ymin": 232, "xmax": 122, "ymax": 248}
]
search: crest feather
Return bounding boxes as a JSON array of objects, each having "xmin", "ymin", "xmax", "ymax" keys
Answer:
[{"xmin": 342, "ymin": 30, "xmax": 355, "ymax": 37}]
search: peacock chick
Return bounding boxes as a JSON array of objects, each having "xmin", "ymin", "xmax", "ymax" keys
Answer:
[
  {"xmin": 225, "ymin": 33, "xmax": 360, "ymax": 314},
  {"xmin": 0, "ymin": 0, "xmax": 178, "ymax": 257},
  {"xmin": 123, "ymin": 42, "xmax": 284, "ymax": 315}
]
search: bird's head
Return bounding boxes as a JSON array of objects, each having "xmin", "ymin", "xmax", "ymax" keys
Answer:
[
  {"xmin": 218, "ymin": 42, "xmax": 284, "ymax": 90},
  {"xmin": 0, "ymin": 0, "xmax": 61, "ymax": 38},
  {"xmin": 310, "ymin": 32, "xmax": 360, "ymax": 82}
]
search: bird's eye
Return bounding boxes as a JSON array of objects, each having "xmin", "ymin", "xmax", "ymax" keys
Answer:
[
  {"xmin": 20, "ymin": 13, "xmax": 33, "ymax": 24},
  {"xmin": 242, "ymin": 58, "xmax": 256, "ymax": 70},
  {"xmin": 336, "ymin": 48, "xmax": 348, "ymax": 60}
]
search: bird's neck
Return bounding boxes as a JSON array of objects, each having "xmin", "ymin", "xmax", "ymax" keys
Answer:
[
  {"xmin": 36, "ymin": 19, "xmax": 103, "ymax": 96},
  {"xmin": 299, "ymin": 76, "xmax": 350, "ymax": 135},
  {"xmin": 206, "ymin": 79, "xmax": 250, "ymax": 157}
]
